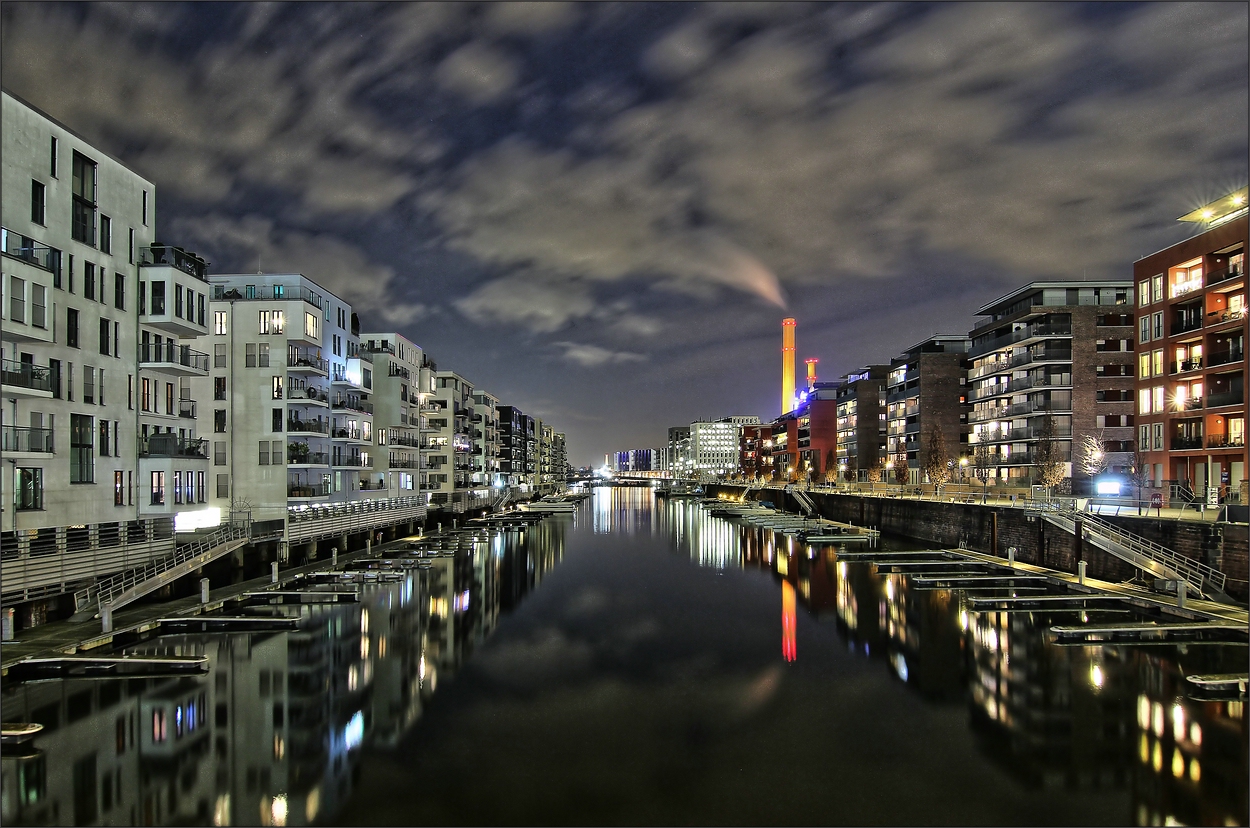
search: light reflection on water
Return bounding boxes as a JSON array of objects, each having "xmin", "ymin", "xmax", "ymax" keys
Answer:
[{"xmin": 2, "ymin": 487, "xmax": 1245, "ymax": 827}]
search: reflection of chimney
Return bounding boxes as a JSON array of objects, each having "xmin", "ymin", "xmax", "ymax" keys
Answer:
[
  {"xmin": 781, "ymin": 318, "xmax": 796, "ymax": 415},
  {"xmin": 805, "ymin": 358, "xmax": 818, "ymax": 392}
]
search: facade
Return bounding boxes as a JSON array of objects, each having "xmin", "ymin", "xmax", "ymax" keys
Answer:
[
  {"xmin": 497, "ymin": 405, "xmax": 526, "ymax": 486},
  {"xmin": 471, "ymin": 390, "xmax": 501, "ymax": 490},
  {"xmin": 967, "ymin": 281, "xmax": 1134, "ymax": 489},
  {"xmin": 835, "ymin": 366, "xmax": 888, "ymax": 480},
  {"xmin": 2, "ymin": 91, "xmax": 205, "ymax": 627},
  {"xmin": 885, "ymin": 335, "xmax": 970, "ymax": 485},
  {"xmin": 739, "ymin": 424, "xmax": 772, "ymax": 480},
  {"xmin": 426, "ymin": 371, "xmax": 478, "ymax": 506},
  {"xmin": 360, "ymin": 332, "xmax": 433, "ymax": 498},
  {"xmin": 1133, "ymin": 194, "xmax": 1247, "ymax": 504},
  {"xmin": 689, "ymin": 418, "xmax": 755, "ymax": 477}
]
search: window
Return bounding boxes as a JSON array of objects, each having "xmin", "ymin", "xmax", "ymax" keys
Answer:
[
  {"xmin": 1139, "ymin": 424, "xmax": 1149, "ymax": 450},
  {"xmin": 50, "ymin": 359, "xmax": 62, "ymax": 399},
  {"xmin": 31, "ymin": 284, "xmax": 46, "ymax": 329},
  {"xmin": 50, "ymin": 136, "xmax": 58, "ymax": 177},
  {"xmin": 8, "ymin": 275, "xmax": 24, "ymax": 324},
  {"xmin": 272, "ymin": 440, "xmax": 283, "ymax": 465},
  {"xmin": 15, "ymin": 467, "xmax": 43, "ymax": 510},
  {"xmin": 245, "ymin": 343, "xmax": 256, "ymax": 367},
  {"xmin": 214, "ymin": 377, "xmax": 226, "ymax": 400},
  {"xmin": 1139, "ymin": 316, "xmax": 1149, "ymax": 344},
  {"xmin": 215, "ymin": 442, "xmax": 226, "ymax": 466},
  {"xmin": 70, "ymin": 414, "xmax": 94, "ymax": 483},
  {"xmin": 100, "ymin": 216, "xmax": 112, "ymax": 255},
  {"xmin": 174, "ymin": 471, "xmax": 183, "ymax": 504},
  {"xmin": 273, "ymin": 284, "xmax": 285, "ymax": 298},
  {"xmin": 99, "ymin": 369, "xmax": 105, "ymax": 405},
  {"xmin": 85, "ymin": 262, "xmax": 96, "ymax": 301},
  {"xmin": 113, "ymin": 322, "xmax": 119, "ymax": 356},
  {"xmin": 100, "ymin": 318, "xmax": 111, "ymax": 355},
  {"xmin": 71, "ymin": 152, "xmax": 97, "ymax": 245},
  {"xmin": 114, "ymin": 471, "xmax": 125, "ymax": 506},
  {"xmin": 1139, "ymin": 388, "xmax": 1151, "ymax": 414},
  {"xmin": 305, "ymin": 312, "xmax": 318, "ymax": 339},
  {"xmin": 31, "ymin": 180, "xmax": 46, "ymax": 225},
  {"xmin": 175, "ymin": 284, "xmax": 184, "ymax": 318},
  {"xmin": 214, "ymin": 311, "xmax": 227, "ymax": 335},
  {"xmin": 150, "ymin": 472, "xmax": 165, "ymax": 505},
  {"xmin": 259, "ymin": 441, "xmax": 270, "ymax": 465},
  {"xmin": 100, "ymin": 420, "xmax": 111, "ymax": 456},
  {"xmin": 1152, "ymin": 422, "xmax": 1164, "ymax": 451},
  {"xmin": 216, "ymin": 474, "xmax": 229, "ymax": 499},
  {"xmin": 1152, "ymin": 386, "xmax": 1164, "ymax": 413},
  {"xmin": 1152, "ymin": 349, "xmax": 1163, "ymax": 377},
  {"xmin": 1138, "ymin": 353, "xmax": 1150, "ymax": 380},
  {"xmin": 83, "ymin": 365, "xmax": 95, "ymax": 404},
  {"xmin": 272, "ymin": 375, "xmax": 283, "ymax": 399},
  {"xmin": 142, "ymin": 190, "xmax": 149, "ymax": 226},
  {"xmin": 128, "ymin": 228, "xmax": 134, "ymax": 264},
  {"xmin": 258, "ymin": 343, "xmax": 269, "ymax": 367},
  {"xmin": 198, "ymin": 294, "xmax": 205, "ymax": 327},
  {"xmin": 128, "ymin": 374, "xmax": 133, "ymax": 408},
  {"xmin": 141, "ymin": 377, "xmax": 152, "ymax": 411},
  {"xmin": 273, "ymin": 408, "xmax": 283, "ymax": 432},
  {"xmin": 184, "ymin": 472, "xmax": 194, "ymax": 505},
  {"xmin": 66, "ymin": 308, "xmax": 79, "ymax": 347},
  {"xmin": 1151, "ymin": 274, "xmax": 1163, "ymax": 303},
  {"xmin": 166, "ymin": 382, "xmax": 174, "ymax": 415},
  {"xmin": 214, "ymin": 343, "xmax": 226, "ymax": 368},
  {"xmin": 151, "ymin": 281, "xmax": 165, "ymax": 314},
  {"xmin": 214, "ymin": 409, "xmax": 226, "ymax": 432},
  {"xmin": 139, "ymin": 281, "xmax": 145, "ymax": 314},
  {"xmin": 115, "ymin": 272, "xmax": 125, "ymax": 310},
  {"xmin": 68, "ymin": 254, "xmax": 74, "ymax": 293}
]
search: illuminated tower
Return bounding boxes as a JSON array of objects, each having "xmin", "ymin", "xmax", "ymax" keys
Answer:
[
  {"xmin": 805, "ymin": 358, "xmax": 818, "ymax": 392},
  {"xmin": 781, "ymin": 318, "xmax": 797, "ymax": 415}
]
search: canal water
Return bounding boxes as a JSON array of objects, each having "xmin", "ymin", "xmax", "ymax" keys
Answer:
[{"xmin": 2, "ymin": 487, "xmax": 1246, "ymax": 826}]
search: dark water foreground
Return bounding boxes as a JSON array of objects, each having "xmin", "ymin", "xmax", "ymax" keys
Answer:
[{"xmin": 2, "ymin": 487, "xmax": 1246, "ymax": 826}]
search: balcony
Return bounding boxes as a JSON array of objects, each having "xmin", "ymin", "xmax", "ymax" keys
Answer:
[
  {"xmin": 1207, "ymin": 434, "xmax": 1246, "ymax": 449},
  {"xmin": 1206, "ymin": 307, "xmax": 1248, "ymax": 328},
  {"xmin": 1010, "ymin": 348, "xmax": 1071, "ymax": 368},
  {"xmin": 1207, "ymin": 265, "xmax": 1244, "ymax": 286},
  {"xmin": 288, "ymin": 479, "xmax": 331, "ymax": 499},
  {"xmin": 331, "ymin": 396, "xmax": 373, "ymax": 415},
  {"xmin": 1207, "ymin": 390, "xmax": 1244, "ymax": 409},
  {"xmin": 1, "ymin": 359, "xmax": 53, "ymax": 399},
  {"xmin": 139, "ymin": 342, "xmax": 209, "ymax": 376},
  {"xmin": 1170, "ymin": 436, "xmax": 1204, "ymax": 451},
  {"xmin": 363, "ymin": 341, "xmax": 396, "ymax": 356},
  {"xmin": 2, "ymin": 426, "xmax": 53, "ymax": 455},
  {"xmin": 288, "ymin": 448, "xmax": 330, "ymax": 467},
  {"xmin": 1179, "ymin": 396, "xmax": 1204, "ymax": 411},
  {"xmin": 968, "ymin": 360, "xmax": 1012, "ymax": 381},
  {"xmin": 969, "ymin": 323, "xmax": 1072, "ymax": 359},
  {"xmin": 332, "ymin": 455, "xmax": 372, "ymax": 468},
  {"xmin": 330, "ymin": 427, "xmax": 365, "ymax": 442},
  {"xmin": 287, "ymin": 417, "xmax": 330, "ymax": 435},
  {"xmin": 211, "ymin": 283, "xmax": 324, "ymax": 310},
  {"xmin": 140, "ymin": 244, "xmax": 209, "ymax": 282},
  {"xmin": 140, "ymin": 434, "xmax": 209, "ymax": 459},
  {"xmin": 2, "ymin": 227, "xmax": 61, "ymax": 277},
  {"xmin": 286, "ymin": 385, "xmax": 329, "ymax": 406},
  {"xmin": 287, "ymin": 351, "xmax": 328, "ymax": 376},
  {"xmin": 1170, "ymin": 317, "xmax": 1203, "ymax": 337},
  {"xmin": 178, "ymin": 399, "xmax": 197, "ymax": 419},
  {"xmin": 1173, "ymin": 358, "xmax": 1202, "ymax": 374},
  {"xmin": 1207, "ymin": 349, "xmax": 1244, "ymax": 368},
  {"xmin": 387, "ymin": 364, "xmax": 410, "ymax": 379}
]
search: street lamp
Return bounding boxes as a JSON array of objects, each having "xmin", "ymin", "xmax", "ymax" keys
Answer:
[{"xmin": 959, "ymin": 456, "xmax": 968, "ymax": 484}]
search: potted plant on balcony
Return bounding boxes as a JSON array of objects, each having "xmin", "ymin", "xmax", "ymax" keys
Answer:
[{"xmin": 289, "ymin": 442, "xmax": 310, "ymax": 464}]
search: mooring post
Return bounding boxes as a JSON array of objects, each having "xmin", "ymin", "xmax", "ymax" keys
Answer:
[
  {"xmin": 333, "ymin": 546, "xmax": 339, "ymax": 568},
  {"xmin": 991, "ymin": 512, "xmax": 998, "ymax": 558},
  {"xmin": 101, "ymin": 607, "xmax": 113, "ymax": 634},
  {"xmin": 1177, "ymin": 580, "xmax": 1187, "ymax": 610},
  {"xmin": 200, "ymin": 578, "xmax": 210, "ymax": 603},
  {"xmin": 271, "ymin": 562, "xmax": 279, "ymax": 584},
  {"xmin": 1078, "ymin": 560, "xmax": 1087, "ymax": 586},
  {"xmin": 1007, "ymin": 546, "xmax": 1016, "ymax": 566}
]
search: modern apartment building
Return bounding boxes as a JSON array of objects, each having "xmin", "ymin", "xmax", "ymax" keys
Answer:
[
  {"xmin": 967, "ymin": 281, "xmax": 1135, "ymax": 489},
  {"xmin": 497, "ymin": 405, "xmax": 526, "ymax": 487},
  {"xmin": 689, "ymin": 417, "xmax": 757, "ymax": 477},
  {"xmin": 360, "ymin": 332, "xmax": 434, "ymax": 498},
  {"xmin": 835, "ymin": 366, "xmax": 888, "ymax": 480},
  {"xmin": 471, "ymin": 390, "xmax": 501, "ymax": 490},
  {"xmin": 885, "ymin": 336, "xmax": 970, "ymax": 485},
  {"xmin": 739, "ymin": 424, "xmax": 772, "ymax": 480},
  {"xmin": 1134, "ymin": 192, "xmax": 1247, "ymax": 504},
  {"xmin": 2, "ymin": 91, "xmax": 210, "ymax": 629},
  {"xmin": 426, "ymin": 371, "xmax": 478, "ymax": 507}
]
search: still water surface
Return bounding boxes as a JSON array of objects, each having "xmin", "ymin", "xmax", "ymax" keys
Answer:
[{"xmin": 3, "ymin": 487, "xmax": 1246, "ymax": 826}]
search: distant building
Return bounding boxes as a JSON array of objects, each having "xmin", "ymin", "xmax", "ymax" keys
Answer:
[
  {"xmin": 886, "ymin": 336, "xmax": 969, "ymax": 485},
  {"xmin": 1133, "ymin": 192, "xmax": 1247, "ymax": 504},
  {"xmin": 835, "ymin": 366, "xmax": 889, "ymax": 480}
]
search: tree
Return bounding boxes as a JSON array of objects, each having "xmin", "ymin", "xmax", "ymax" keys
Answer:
[
  {"xmin": 892, "ymin": 450, "xmax": 909, "ymax": 485},
  {"xmin": 1126, "ymin": 444, "xmax": 1152, "ymax": 514},
  {"xmin": 1079, "ymin": 432, "xmax": 1109, "ymax": 478},
  {"xmin": 842, "ymin": 460, "xmax": 856, "ymax": 483},
  {"xmin": 923, "ymin": 427, "xmax": 951, "ymax": 485},
  {"xmin": 973, "ymin": 441, "xmax": 993, "ymax": 503},
  {"xmin": 823, "ymin": 449, "xmax": 837, "ymax": 485},
  {"xmin": 1033, "ymin": 414, "xmax": 1067, "ymax": 491},
  {"xmin": 865, "ymin": 456, "xmax": 884, "ymax": 483}
]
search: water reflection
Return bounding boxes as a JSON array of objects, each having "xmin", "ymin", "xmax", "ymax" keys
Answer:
[{"xmin": 1, "ymin": 520, "xmax": 567, "ymax": 827}]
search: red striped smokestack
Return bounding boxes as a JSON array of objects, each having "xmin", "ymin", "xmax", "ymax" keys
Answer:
[
  {"xmin": 806, "ymin": 358, "xmax": 818, "ymax": 392},
  {"xmin": 781, "ymin": 318, "xmax": 796, "ymax": 415}
]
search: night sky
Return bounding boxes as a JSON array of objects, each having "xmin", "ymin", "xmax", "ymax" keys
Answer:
[{"xmin": 3, "ymin": 2, "xmax": 1245, "ymax": 466}]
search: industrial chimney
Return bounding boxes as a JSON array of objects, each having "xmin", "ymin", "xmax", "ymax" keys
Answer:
[
  {"xmin": 781, "ymin": 318, "xmax": 796, "ymax": 415},
  {"xmin": 805, "ymin": 358, "xmax": 818, "ymax": 392}
]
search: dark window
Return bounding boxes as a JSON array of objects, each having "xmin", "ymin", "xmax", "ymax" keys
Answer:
[
  {"xmin": 114, "ymin": 272, "xmax": 125, "ymax": 310},
  {"xmin": 100, "ymin": 216, "xmax": 112, "ymax": 255},
  {"xmin": 99, "ymin": 318, "xmax": 110, "ymax": 355},
  {"xmin": 71, "ymin": 151, "xmax": 97, "ymax": 246},
  {"xmin": 128, "ymin": 228, "xmax": 134, "ymax": 264},
  {"xmin": 214, "ymin": 377, "xmax": 226, "ymax": 400},
  {"xmin": 66, "ymin": 307, "xmax": 79, "ymax": 348},
  {"xmin": 50, "ymin": 136, "xmax": 58, "ymax": 177},
  {"xmin": 70, "ymin": 413, "xmax": 94, "ymax": 483},
  {"xmin": 15, "ymin": 467, "xmax": 43, "ymax": 510},
  {"xmin": 175, "ymin": 285, "xmax": 184, "ymax": 318},
  {"xmin": 72, "ymin": 754, "xmax": 98, "ymax": 826},
  {"xmin": 114, "ymin": 471, "xmax": 125, "ymax": 505},
  {"xmin": 99, "ymin": 420, "xmax": 110, "ymax": 456},
  {"xmin": 273, "ymin": 408, "xmax": 283, "ymax": 432},
  {"xmin": 142, "ymin": 190, "xmax": 149, "ymax": 226},
  {"xmin": 31, "ymin": 180, "xmax": 46, "ymax": 225},
  {"xmin": 151, "ymin": 281, "xmax": 165, "ymax": 315},
  {"xmin": 214, "ymin": 409, "xmax": 226, "ymax": 432},
  {"xmin": 84, "ymin": 262, "xmax": 95, "ymax": 300},
  {"xmin": 49, "ymin": 359, "xmax": 62, "ymax": 398}
]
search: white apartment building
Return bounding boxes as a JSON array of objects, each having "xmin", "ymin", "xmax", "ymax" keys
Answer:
[
  {"xmin": 471, "ymin": 390, "xmax": 502, "ymax": 489},
  {"xmin": 689, "ymin": 418, "xmax": 756, "ymax": 476},
  {"xmin": 2, "ymin": 91, "xmax": 214, "ymax": 630},
  {"xmin": 426, "ymin": 371, "xmax": 482, "ymax": 508},
  {"xmin": 361, "ymin": 332, "xmax": 435, "ymax": 499}
]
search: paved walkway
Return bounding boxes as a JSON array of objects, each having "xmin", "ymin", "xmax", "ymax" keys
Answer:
[{"xmin": 1, "ymin": 537, "xmax": 413, "ymax": 669}]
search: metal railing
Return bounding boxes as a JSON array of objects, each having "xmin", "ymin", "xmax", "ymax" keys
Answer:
[
  {"xmin": 1207, "ymin": 349, "xmax": 1245, "ymax": 368},
  {"xmin": 2, "ymin": 425, "xmax": 54, "ymax": 453},
  {"xmin": 139, "ymin": 342, "xmax": 210, "ymax": 372},
  {"xmin": 970, "ymin": 323, "xmax": 1072, "ymax": 359},
  {"xmin": 1, "ymin": 359, "xmax": 52, "ymax": 392},
  {"xmin": 1206, "ymin": 435, "xmax": 1246, "ymax": 449},
  {"xmin": 288, "ymin": 351, "xmax": 328, "ymax": 373},
  {"xmin": 288, "ymin": 449, "xmax": 330, "ymax": 465},
  {"xmin": 2, "ymin": 227, "xmax": 62, "ymax": 275},
  {"xmin": 179, "ymin": 398, "xmax": 197, "ymax": 418},
  {"xmin": 139, "ymin": 245, "xmax": 209, "ymax": 281},
  {"xmin": 1170, "ymin": 317, "xmax": 1202, "ymax": 336},
  {"xmin": 287, "ymin": 417, "xmax": 330, "ymax": 435},
  {"xmin": 140, "ymin": 434, "xmax": 209, "ymax": 458},
  {"xmin": 1207, "ymin": 390, "xmax": 1244, "ymax": 409}
]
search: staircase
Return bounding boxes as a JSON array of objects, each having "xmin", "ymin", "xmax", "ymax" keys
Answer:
[
  {"xmin": 493, "ymin": 488, "xmax": 513, "ymax": 511},
  {"xmin": 74, "ymin": 520, "xmax": 251, "ymax": 616},
  {"xmin": 790, "ymin": 487, "xmax": 817, "ymax": 517},
  {"xmin": 1041, "ymin": 509, "xmax": 1229, "ymax": 600}
]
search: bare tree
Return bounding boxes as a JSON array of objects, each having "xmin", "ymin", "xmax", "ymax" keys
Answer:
[
  {"xmin": 973, "ymin": 441, "xmax": 993, "ymax": 503},
  {"xmin": 893, "ymin": 450, "xmax": 909, "ymax": 485},
  {"xmin": 1033, "ymin": 414, "xmax": 1067, "ymax": 492},
  {"xmin": 843, "ymin": 459, "xmax": 856, "ymax": 483},
  {"xmin": 1126, "ymin": 444, "xmax": 1152, "ymax": 515},
  {"xmin": 823, "ymin": 449, "xmax": 837, "ymax": 485},
  {"xmin": 923, "ymin": 427, "xmax": 951, "ymax": 485},
  {"xmin": 1079, "ymin": 432, "xmax": 1109, "ymax": 478}
]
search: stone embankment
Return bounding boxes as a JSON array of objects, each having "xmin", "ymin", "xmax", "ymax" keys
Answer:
[{"xmin": 706, "ymin": 484, "xmax": 1249, "ymax": 604}]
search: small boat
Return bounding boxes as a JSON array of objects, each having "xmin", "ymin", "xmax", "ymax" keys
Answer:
[{"xmin": 1, "ymin": 723, "xmax": 44, "ymax": 745}]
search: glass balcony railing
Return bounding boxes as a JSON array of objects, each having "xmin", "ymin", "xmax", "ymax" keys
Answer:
[
  {"xmin": 288, "ymin": 449, "xmax": 330, "ymax": 466},
  {"xmin": 1207, "ymin": 390, "xmax": 1244, "ymax": 408},
  {"xmin": 287, "ymin": 417, "xmax": 329, "ymax": 435},
  {"xmin": 1, "ymin": 359, "xmax": 52, "ymax": 392},
  {"xmin": 1170, "ymin": 436, "xmax": 1204, "ymax": 451},
  {"xmin": 2, "ymin": 227, "xmax": 62, "ymax": 275},
  {"xmin": 139, "ymin": 342, "xmax": 210, "ymax": 371},
  {"xmin": 1207, "ymin": 349, "xmax": 1244, "ymax": 367},
  {"xmin": 1170, "ymin": 317, "xmax": 1203, "ymax": 336},
  {"xmin": 1207, "ymin": 434, "xmax": 1246, "ymax": 449},
  {"xmin": 139, "ymin": 244, "xmax": 209, "ymax": 281},
  {"xmin": 2, "ymin": 426, "xmax": 54, "ymax": 453},
  {"xmin": 140, "ymin": 434, "xmax": 208, "ymax": 458}
]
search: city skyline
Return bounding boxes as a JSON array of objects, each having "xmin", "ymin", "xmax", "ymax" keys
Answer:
[{"xmin": 3, "ymin": 1, "xmax": 1245, "ymax": 466}]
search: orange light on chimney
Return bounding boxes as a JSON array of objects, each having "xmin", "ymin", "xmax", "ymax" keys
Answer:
[
  {"xmin": 805, "ymin": 358, "xmax": 818, "ymax": 391},
  {"xmin": 782, "ymin": 318, "xmax": 797, "ymax": 415}
]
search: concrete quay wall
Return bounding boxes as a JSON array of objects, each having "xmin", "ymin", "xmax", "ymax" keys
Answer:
[{"xmin": 706, "ymin": 485, "xmax": 1248, "ymax": 603}]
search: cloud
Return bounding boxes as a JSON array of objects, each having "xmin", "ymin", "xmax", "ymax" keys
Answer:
[
  {"xmin": 485, "ymin": 2, "xmax": 580, "ymax": 37},
  {"xmin": 454, "ymin": 273, "xmax": 596, "ymax": 333},
  {"xmin": 167, "ymin": 214, "xmax": 426, "ymax": 326},
  {"xmin": 552, "ymin": 342, "xmax": 647, "ymax": 368},
  {"xmin": 437, "ymin": 42, "xmax": 521, "ymax": 105}
]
